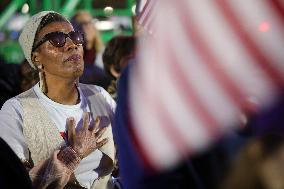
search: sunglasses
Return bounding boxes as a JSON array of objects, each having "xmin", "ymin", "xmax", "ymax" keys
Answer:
[{"xmin": 32, "ymin": 31, "xmax": 84, "ymax": 51}]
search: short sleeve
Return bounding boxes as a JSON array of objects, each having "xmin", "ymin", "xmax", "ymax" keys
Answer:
[
  {"xmin": 0, "ymin": 98, "xmax": 29, "ymax": 160},
  {"xmin": 96, "ymin": 86, "xmax": 117, "ymax": 114}
]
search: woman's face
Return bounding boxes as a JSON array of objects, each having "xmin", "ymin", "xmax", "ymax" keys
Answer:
[
  {"xmin": 33, "ymin": 21, "xmax": 84, "ymax": 81},
  {"xmin": 75, "ymin": 12, "xmax": 97, "ymax": 42}
]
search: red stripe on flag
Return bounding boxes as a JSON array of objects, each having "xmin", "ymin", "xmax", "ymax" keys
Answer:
[
  {"xmin": 270, "ymin": 0, "xmax": 284, "ymax": 26},
  {"xmin": 137, "ymin": 0, "xmax": 151, "ymax": 22},
  {"xmin": 137, "ymin": 0, "xmax": 158, "ymax": 34},
  {"xmin": 141, "ymin": 2, "xmax": 154, "ymax": 27},
  {"xmin": 216, "ymin": 0, "xmax": 284, "ymax": 88},
  {"xmin": 127, "ymin": 111, "xmax": 155, "ymax": 170},
  {"xmin": 155, "ymin": 100, "xmax": 191, "ymax": 158},
  {"xmin": 176, "ymin": 1, "xmax": 246, "ymax": 110},
  {"xmin": 133, "ymin": 62, "xmax": 192, "ymax": 168},
  {"xmin": 165, "ymin": 44, "xmax": 220, "ymax": 137}
]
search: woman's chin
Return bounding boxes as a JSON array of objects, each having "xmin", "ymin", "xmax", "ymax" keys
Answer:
[
  {"xmin": 68, "ymin": 62, "xmax": 84, "ymax": 77},
  {"xmin": 72, "ymin": 68, "xmax": 84, "ymax": 78}
]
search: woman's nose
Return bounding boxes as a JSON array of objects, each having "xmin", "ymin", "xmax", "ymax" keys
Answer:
[{"xmin": 65, "ymin": 37, "xmax": 78, "ymax": 51}]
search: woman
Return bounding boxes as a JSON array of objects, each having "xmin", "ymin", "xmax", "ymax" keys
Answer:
[{"xmin": 0, "ymin": 11, "xmax": 116, "ymax": 189}]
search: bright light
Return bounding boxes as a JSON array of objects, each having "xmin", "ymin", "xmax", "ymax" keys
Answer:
[
  {"xmin": 104, "ymin": 6, "xmax": 113, "ymax": 15},
  {"xmin": 258, "ymin": 21, "xmax": 270, "ymax": 33},
  {"xmin": 132, "ymin": 5, "xmax": 136, "ymax": 15},
  {"xmin": 95, "ymin": 20, "xmax": 115, "ymax": 31},
  {"xmin": 7, "ymin": 15, "xmax": 29, "ymax": 31},
  {"xmin": 21, "ymin": 3, "xmax": 29, "ymax": 14}
]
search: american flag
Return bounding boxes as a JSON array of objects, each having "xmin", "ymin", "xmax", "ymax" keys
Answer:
[
  {"xmin": 136, "ymin": 0, "xmax": 157, "ymax": 34},
  {"xmin": 130, "ymin": 0, "xmax": 284, "ymax": 171}
]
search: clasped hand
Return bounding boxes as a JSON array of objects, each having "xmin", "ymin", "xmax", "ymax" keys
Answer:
[{"xmin": 66, "ymin": 112, "xmax": 108, "ymax": 159}]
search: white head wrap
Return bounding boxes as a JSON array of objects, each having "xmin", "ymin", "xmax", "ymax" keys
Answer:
[{"xmin": 18, "ymin": 11, "xmax": 70, "ymax": 69}]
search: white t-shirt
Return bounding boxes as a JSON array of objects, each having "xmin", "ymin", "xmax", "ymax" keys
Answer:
[{"xmin": 0, "ymin": 83, "xmax": 116, "ymax": 189}]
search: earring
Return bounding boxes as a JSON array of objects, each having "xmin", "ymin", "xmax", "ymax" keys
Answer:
[{"xmin": 37, "ymin": 65, "xmax": 47, "ymax": 94}]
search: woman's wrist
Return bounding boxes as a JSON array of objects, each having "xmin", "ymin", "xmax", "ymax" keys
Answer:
[
  {"xmin": 72, "ymin": 146, "xmax": 85, "ymax": 159},
  {"xmin": 57, "ymin": 146, "xmax": 81, "ymax": 171}
]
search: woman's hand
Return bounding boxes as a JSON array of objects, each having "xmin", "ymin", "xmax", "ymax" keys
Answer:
[
  {"xmin": 66, "ymin": 112, "xmax": 108, "ymax": 159},
  {"xmin": 30, "ymin": 150, "xmax": 72, "ymax": 189}
]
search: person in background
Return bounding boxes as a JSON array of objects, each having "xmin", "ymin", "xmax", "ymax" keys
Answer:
[
  {"xmin": 71, "ymin": 10, "xmax": 111, "ymax": 89},
  {"xmin": 102, "ymin": 36, "xmax": 136, "ymax": 101},
  {"xmin": 0, "ymin": 57, "xmax": 21, "ymax": 107},
  {"xmin": 0, "ymin": 59, "xmax": 38, "ymax": 108},
  {"xmin": 71, "ymin": 11, "xmax": 104, "ymax": 67},
  {"xmin": 0, "ymin": 11, "xmax": 116, "ymax": 189},
  {"xmin": 222, "ymin": 134, "xmax": 284, "ymax": 189},
  {"xmin": 0, "ymin": 137, "xmax": 33, "ymax": 188}
]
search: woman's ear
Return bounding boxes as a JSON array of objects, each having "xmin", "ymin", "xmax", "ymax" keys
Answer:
[{"xmin": 31, "ymin": 51, "xmax": 40, "ymax": 67}]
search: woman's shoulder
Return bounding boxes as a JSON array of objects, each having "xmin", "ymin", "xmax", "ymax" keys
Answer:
[
  {"xmin": 1, "ymin": 87, "xmax": 36, "ymax": 114},
  {"xmin": 1, "ymin": 96, "xmax": 23, "ymax": 118},
  {"xmin": 79, "ymin": 83, "xmax": 116, "ymax": 111},
  {"xmin": 78, "ymin": 83, "xmax": 108, "ymax": 95},
  {"xmin": 2, "ymin": 97, "xmax": 21, "ymax": 111},
  {"xmin": 0, "ymin": 96, "xmax": 24, "ymax": 133}
]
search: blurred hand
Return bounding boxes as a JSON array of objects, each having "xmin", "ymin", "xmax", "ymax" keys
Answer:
[
  {"xmin": 66, "ymin": 113, "xmax": 108, "ymax": 159},
  {"xmin": 30, "ymin": 150, "xmax": 71, "ymax": 189}
]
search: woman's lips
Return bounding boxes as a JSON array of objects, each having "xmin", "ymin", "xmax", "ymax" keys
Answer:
[{"xmin": 65, "ymin": 54, "xmax": 81, "ymax": 62}]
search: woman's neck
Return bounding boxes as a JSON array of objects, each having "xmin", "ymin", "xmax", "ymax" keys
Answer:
[{"xmin": 44, "ymin": 80, "xmax": 80, "ymax": 105}]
